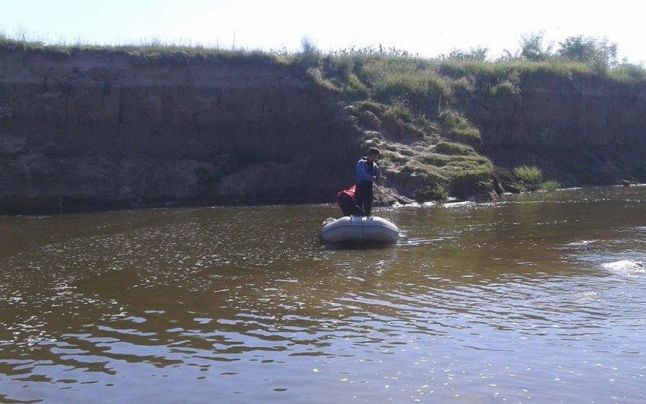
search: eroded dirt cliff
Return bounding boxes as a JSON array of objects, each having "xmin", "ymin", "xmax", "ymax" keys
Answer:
[
  {"xmin": 1, "ymin": 46, "xmax": 645, "ymax": 214},
  {"xmin": 460, "ymin": 71, "xmax": 646, "ymax": 184},
  {"xmin": 0, "ymin": 49, "xmax": 362, "ymax": 213}
]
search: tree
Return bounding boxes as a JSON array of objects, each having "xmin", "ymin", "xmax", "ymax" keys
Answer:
[
  {"xmin": 519, "ymin": 32, "xmax": 553, "ymax": 61},
  {"xmin": 557, "ymin": 36, "xmax": 618, "ymax": 70},
  {"xmin": 296, "ymin": 36, "xmax": 321, "ymax": 67},
  {"xmin": 300, "ymin": 36, "xmax": 319, "ymax": 55}
]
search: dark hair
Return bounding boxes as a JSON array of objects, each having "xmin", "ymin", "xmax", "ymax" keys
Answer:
[{"xmin": 367, "ymin": 147, "xmax": 380, "ymax": 156}]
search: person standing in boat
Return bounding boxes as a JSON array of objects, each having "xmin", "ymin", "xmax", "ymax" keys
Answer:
[{"xmin": 355, "ymin": 148, "xmax": 381, "ymax": 217}]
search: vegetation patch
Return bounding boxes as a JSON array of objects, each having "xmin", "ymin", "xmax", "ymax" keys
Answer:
[
  {"xmin": 434, "ymin": 142, "xmax": 474, "ymax": 156},
  {"xmin": 513, "ymin": 165, "xmax": 543, "ymax": 190},
  {"xmin": 414, "ymin": 183, "xmax": 449, "ymax": 202},
  {"xmin": 438, "ymin": 110, "xmax": 482, "ymax": 147},
  {"xmin": 541, "ymin": 180, "xmax": 561, "ymax": 191},
  {"xmin": 354, "ymin": 100, "xmax": 387, "ymax": 115},
  {"xmin": 419, "ymin": 153, "xmax": 452, "ymax": 167},
  {"xmin": 371, "ymin": 69, "xmax": 448, "ymax": 116}
]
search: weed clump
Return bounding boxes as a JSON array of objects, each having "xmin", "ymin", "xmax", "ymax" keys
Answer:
[
  {"xmin": 541, "ymin": 180, "xmax": 561, "ymax": 191},
  {"xmin": 514, "ymin": 165, "xmax": 543, "ymax": 190},
  {"xmin": 438, "ymin": 110, "xmax": 482, "ymax": 147},
  {"xmin": 415, "ymin": 183, "xmax": 449, "ymax": 201},
  {"xmin": 435, "ymin": 142, "xmax": 474, "ymax": 156}
]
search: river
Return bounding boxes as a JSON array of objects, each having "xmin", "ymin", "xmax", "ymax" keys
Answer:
[{"xmin": 1, "ymin": 186, "xmax": 645, "ymax": 403}]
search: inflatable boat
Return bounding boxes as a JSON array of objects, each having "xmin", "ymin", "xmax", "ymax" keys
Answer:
[{"xmin": 320, "ymin": 216, "xmax": 400, "ymax": 245}]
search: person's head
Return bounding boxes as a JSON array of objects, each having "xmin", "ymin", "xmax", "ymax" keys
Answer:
[{"xmin": 366, "ymin": 148, "xmax": 380, "ymax": 163}]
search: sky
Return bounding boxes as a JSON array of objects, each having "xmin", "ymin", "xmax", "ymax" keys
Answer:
[{"xmin": 1, "ymin": 0, "xmax": 644, "ymax": 64}]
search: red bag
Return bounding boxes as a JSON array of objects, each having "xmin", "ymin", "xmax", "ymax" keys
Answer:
[{"xmin": 336, "ymin": 185, "xmax": 357, "ymax": 206}]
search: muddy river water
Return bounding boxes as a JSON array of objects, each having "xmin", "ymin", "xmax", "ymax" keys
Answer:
[{"xmin": 1, "ymin": 186, "xmax": 645, "ymax": 402}]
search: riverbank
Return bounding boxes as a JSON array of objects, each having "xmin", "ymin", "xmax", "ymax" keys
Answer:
[{"xmin": 1, "ymin": 37, "xmax": 645, "ymax": 214}]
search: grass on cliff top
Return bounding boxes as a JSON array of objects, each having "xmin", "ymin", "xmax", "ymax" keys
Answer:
[
  {"xmin": 436, "ymin": 59, "xmax": 593, "ymax": 79},
  {"xmin": 5, "ymin": 34, "xmax": 644, "ymax": 84},
  {"xmin": 0, "ymin": 34, "xmax": 282, "ymax": 66}
]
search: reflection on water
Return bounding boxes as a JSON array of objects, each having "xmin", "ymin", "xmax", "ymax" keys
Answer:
[{"xmin": 1, "ymin": 186, "xmax": 645, "ymax": 402}]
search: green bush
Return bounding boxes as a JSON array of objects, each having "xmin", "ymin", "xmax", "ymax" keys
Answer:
[
  {"xmin": 441, "ymin": 47, "xmax": 488, "ymax": 62},
  {"xmin": 493, "ymin": 80, "xmax": 519, "ymax": 96},
  {"xmin": 438, "ymin": 110, "xmax": 471, "ymax": 131},
  {"xmin": 435, "ymin": 142, "xmax": 474, "ymax": 156},
  {"xmin": 519, "ymin": 32, "xmax": 554, "ymax": 62},
  {"xmin": 355, "ymin": 100, "xmax": 387, "ymax": 115},
  {"xmin": 308, "ymin": 68, "xmax": 341, "ymax": 93},
  {"xmin": 322, "ymin": 54, "xmax": 355, "ymax": 80},
  {"xmin": 442, "ymin": 157, "xmax": 493, "ymax": 179},
  {"xmin": 514, "ymin": 165, "xmax": 543, "ymax": 189},
  {"xmin": 415, "ymin": 183, "xmax": 449, "ymax": 201},
  {"xmin": 344, "ymin": 73, "xmax": 369, "ymax": 98},
  {"xmin": 449, "ymin": 126, "xmax": 482, "ymax": 148},
  {"xmin": 480, "ymin": 82, "xmax": 497, "ymax": 97},
  {"xmin": 419, "ymin": 153, "xmax": 452, "ymax": 166},
  {"xmin": 450, "ymin": 76, "xmax": 476, "ymax": 96},
  {"xmin": 373, "ymin": 70, "xmax": 447, "ymax": 113},
  {"xmin": 437, "ymin": 59, "xmax": 591, "ymax": 81},
  {"xmin": 557, "ymin": 35, "xmax": 617, "ymax": 70},
  {"xmin": 358, "ymin": 57, "xmax": 449, "ymax": 115},
  {"xmin": 294, "ymin": 36, "xmax": 322, "ymax": 68},
  {"xmin": 607, "ymin": 63, "xmax": 646, "ymax": 83},
  {"xmin": 541, "ymin": 180, "xmax": 561, "ymax": 191},
  {"xmin": 438, "ymin": 110, "xmax": 482, "ymax": 147},
  {"xmin": 384, "ymin": 104, "xmax": 414, "ymax": 123}
]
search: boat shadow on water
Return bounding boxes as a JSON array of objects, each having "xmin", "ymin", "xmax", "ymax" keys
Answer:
[{"xmin": 320, "ymin": 238, "xmax": 399, "ymax": 250}]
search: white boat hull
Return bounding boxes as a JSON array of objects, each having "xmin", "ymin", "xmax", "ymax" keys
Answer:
[{"xmin": 320, "ymin": 216, "xmax": 400, "ymax": 244}]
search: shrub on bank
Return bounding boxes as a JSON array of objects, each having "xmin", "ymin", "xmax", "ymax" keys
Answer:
[
  {"xmin": 438, "ymin": 110, "xmax": 482, "ymax": 147},
  {"xmin": 371, "ymin": 69, "xmax": 448, "ymax": 115},
  {"xmin": 434, "ymin": 142, "xmax": 474, "ymax": 156},
  {"xmin": 607, "ymin": 63, "xmax": 646, "ymax": 83},
  {"xmin": 513, "ymin": 165, "xmax": 543, "ymax": 190},
  {"xmin": 355, "ymin": 100, "xmax": 387, "ymax": 115},
  {"xmin": 541, "ymin": 180, "xmax": 561, "ymax": 191},
  {"xmin": 449, "ymin": 170, "xmax": 494, "ymax": 199},
  {"xmin": 414, "ymin": 183, "xmax": 449, "ymax": 201}
]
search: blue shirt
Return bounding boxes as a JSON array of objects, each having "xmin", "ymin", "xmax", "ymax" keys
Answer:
[{"xmin": 356, "ymin": 158, "xmax": 377, "ymax": 184}]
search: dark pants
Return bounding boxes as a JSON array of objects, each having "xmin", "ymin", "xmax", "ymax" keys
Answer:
[{"xmin": 355, "ymin": 181, "xmax": 374, "ymax": 216}]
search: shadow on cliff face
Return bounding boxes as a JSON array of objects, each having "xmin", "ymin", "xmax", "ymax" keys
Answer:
[
  {"xmin": 461, "ymin": 71, "xmax": 646, "ymax": 187},
  {"xmin": 485, "ymin": 147, "xmax": 646, "ymax": 188},
  {"xmin": 0, "ymin": 47, "xmax": 363, "ymax": 214}
]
